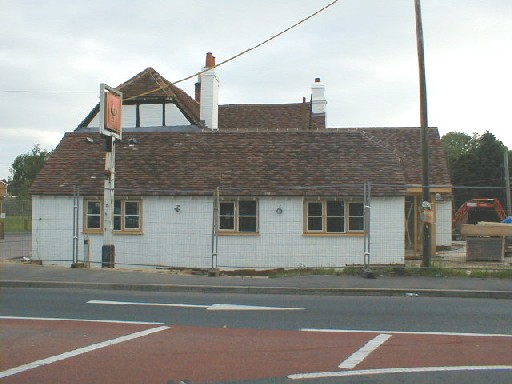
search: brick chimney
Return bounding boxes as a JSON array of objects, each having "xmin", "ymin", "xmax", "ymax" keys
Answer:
[
  {"xmin": 199, "ymin": 52, "xmax": 219, "ymax": 130},
  {"xmin": 311, "ymin": 77, "xmax": 327, "ymax": 115}
]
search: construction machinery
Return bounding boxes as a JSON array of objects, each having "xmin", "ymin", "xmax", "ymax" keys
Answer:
[{"xmin": 453, "ymin": 198, "xmax": 507, "ymax": 239}]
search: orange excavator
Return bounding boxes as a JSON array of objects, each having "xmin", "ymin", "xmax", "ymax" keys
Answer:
[{"xmin": 453, "ymin": 198, "xmax": 507, "ymax": 239}]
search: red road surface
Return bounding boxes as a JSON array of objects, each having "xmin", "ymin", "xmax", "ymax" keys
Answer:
[{"xmin": 1, "ymin": 318, "xmax": 512, "ymax": 383}]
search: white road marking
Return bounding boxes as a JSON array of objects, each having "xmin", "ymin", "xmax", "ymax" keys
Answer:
[
  {"xmin": 338, "ymin": 333, "xmax": 391, "ymax": 369},
  {"xmin": 207, "ymin": 303, "xmax": 303, "ymax": 311},
  {"xmin": 289, "ymin": 365, "xmax": 512, "ymax": 380},
  {"xmin": 0, "ymin": 325, "xmax": 170, "ymax": 379},
  {"xmin": 0, "ymin": 315, "xmax": 164, "ymax": 325},
  {"xmin": 301, "ymin": 328, "xmax": 512, "ymax": 338},
  {"xmin": 88, "ymin": 299, "xmax": 304, "ymax": 311},
  {"xmin": 88, "ymin": 299, "xmax": 210, "ymax": 309}
]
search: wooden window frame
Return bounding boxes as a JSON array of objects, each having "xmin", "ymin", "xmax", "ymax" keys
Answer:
[
  {"xmin": 83, "ymin": 198, "xmax": 143, "ymax": 235},
  {"xmin": 218, "ymin": 199, "xmax": 259, "ymax": 235},
  {"xmin": 304, "ymin": 199, "xmax": 365, "ymax": 235}
]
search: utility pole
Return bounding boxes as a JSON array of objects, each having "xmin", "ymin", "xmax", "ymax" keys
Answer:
[{"xmin": 415, "ymin": 0, "xmax": 432, "ymax": 267}]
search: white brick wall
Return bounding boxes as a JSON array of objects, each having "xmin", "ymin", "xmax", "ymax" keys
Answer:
[
  {"xmin": 435, "ymin": 199, "xmax": 453, "ymax": 247},
  {"xmin": 32, "ymin": 195, "xmax": 405, "ymax": 269}
]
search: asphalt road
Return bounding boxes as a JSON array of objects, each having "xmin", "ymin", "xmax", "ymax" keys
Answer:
[
  {"xmin": 2, "ymin": 288, "xmax": 512, "ymax": 333},
  {"xmin": 2, "ymin": 288, "xmax": 512, "ymax": 383}
]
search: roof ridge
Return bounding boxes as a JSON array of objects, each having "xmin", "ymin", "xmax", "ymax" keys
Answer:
[{"xmin": 116, "ymin": 67, "xmax": 158, "ymax": 90}]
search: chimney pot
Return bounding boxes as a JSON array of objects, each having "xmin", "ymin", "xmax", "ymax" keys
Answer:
[{"xmin": 205, "ymin": 52, "xmax": 216, "ymax": 68}]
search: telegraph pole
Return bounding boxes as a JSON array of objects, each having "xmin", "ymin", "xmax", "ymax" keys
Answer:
[{"xmin": 415, "ymin": 0, "xmax": 432, "ymax": 267}]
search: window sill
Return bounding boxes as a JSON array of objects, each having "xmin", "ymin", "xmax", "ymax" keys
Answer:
[
  {"xmin": 82, "ymin": 230, "xmax": 144, "ymax": 236},
  {"xmin": 218, "ymin": 232, "xmax": 260, "ymax": 236},
  {"xmin": 303, "ymin": 232, "xmax": 366, "ymax": 237}
]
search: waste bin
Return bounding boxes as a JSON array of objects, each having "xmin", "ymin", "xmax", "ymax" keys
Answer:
[{"xmin": 101, "ymin": 245, "xmax": 115, "ymax": 268}]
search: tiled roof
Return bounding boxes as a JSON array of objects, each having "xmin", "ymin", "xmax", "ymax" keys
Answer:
[
  {"xmin": 219, "ymin": 104, "xmax": 325, "ymax": 130},
  {"xmin": 77, "ymin": 68, "xmax": 326, "ymax": 130},
  {"xmin": 77, "ymin": 68, "xmax": 201, "ymax": 128},
  {"xmin": 31, "ymin": 130, "xmax": 412, "ymax": 197},
  {"xmin": 347, "ymin": 127, "xmax": 451, "ymax": 186}
]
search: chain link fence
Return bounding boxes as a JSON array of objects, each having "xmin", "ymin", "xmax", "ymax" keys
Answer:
[
  {"xmin": 0, "ymin": 198, "xmax": 32, "ymax": 260},
  {"xmin": 4, "ymin": 185, "xmax": 512, "ymax": 273}
]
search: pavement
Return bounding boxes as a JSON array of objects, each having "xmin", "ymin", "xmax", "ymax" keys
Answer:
[{"xmin": 2, "ymin": 261, "xmax": 512, "ymax": 299}]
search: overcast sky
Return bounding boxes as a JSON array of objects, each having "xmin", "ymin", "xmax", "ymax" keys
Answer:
[{"xmin": 1, "ymin": 0, "xmax": 511, "ymax": 182}]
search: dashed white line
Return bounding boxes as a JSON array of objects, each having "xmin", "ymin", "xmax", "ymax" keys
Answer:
[
  {"xmin": 0, "ymin": 325, "xmax": 170, "ymax": 379},
  {"xmin": 338, "ymin": 333, "xmax": 392, "ymax": 369},
  {"xmin": 289, "ymin": 365, "xmax": 512, "ymax": 380}
]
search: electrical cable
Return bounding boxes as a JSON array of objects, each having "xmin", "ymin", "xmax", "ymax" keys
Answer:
[{"xmin": 124, "ymin": 0, "xmax": 340, "ymax": 101}]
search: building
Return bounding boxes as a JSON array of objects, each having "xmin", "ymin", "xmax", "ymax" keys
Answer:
[{"xmin": 30, "ymin": 53, "xmax": 452, "ymax": 269}]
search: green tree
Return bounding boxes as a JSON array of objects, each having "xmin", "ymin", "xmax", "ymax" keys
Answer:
[
  {"xmin": 440, "ymin": 131, "xmax": 477, "ymax": 167},
  {"xmin": 8, "ymin": 144, "xmax": 52, "ymax": 198},
  {"xmin": 444, "ymin": 131, "xmax": 508, "ymax": 211}
]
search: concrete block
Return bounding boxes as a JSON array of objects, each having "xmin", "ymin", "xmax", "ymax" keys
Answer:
[{"xmin": 466, "ymin": 236, "xmax": 504, "ymax": 262}]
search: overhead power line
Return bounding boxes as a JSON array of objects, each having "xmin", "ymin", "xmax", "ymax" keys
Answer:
[
  {"xmin": 2, "ymin": 0, "xmax": 340, "ymax": 99},
  {"xmin": 125, "ymin": 0, "xmax": 340, "ymax": 101},
  {"xmin": 174, "ymin": 0, "xmax": 340, "ymax": 85}
]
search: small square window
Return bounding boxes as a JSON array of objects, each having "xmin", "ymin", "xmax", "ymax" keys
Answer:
[{"xmin": 219, "ymin": 200, "xmax": 258, "ymax": 233}]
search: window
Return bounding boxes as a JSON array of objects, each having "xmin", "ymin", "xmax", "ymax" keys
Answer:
[
  {"xmin": 114, "ymin": 200, "xmax": 141, "ymax": 231},
  {"xmin": 84, "ymin": 199, "xmax": 142, "ymax": 233},
  {"xmin": 305, "ymin": 200, "xmax": 364, "ymax": 234},
  {"xmin": 219, "ymin": 200, "xmax": 258, "ymax": 233},
  {"xmin": 86, "ymin": 201, "xmax": 101, "ymax": 230}
]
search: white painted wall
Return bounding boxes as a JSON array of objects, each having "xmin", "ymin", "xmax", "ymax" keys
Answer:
[
  {"xmin": 435, "ymin": 199, "xmax": 453, "ymax": 247},
  {"xmin": 199, "ymin": 69, "xmax": 219, "ymax": 130},
  {"xmin": 32, "ymin": 194, "xmax": 405, "ymax": 269},
  {"xmin": 367, "ymin": 196, "xmax": 405, "ymax": 265},
  {"xmin": 87, "ymin": 103, "xmax": 190, "ymax": 129},
  {"xmin": 32, "ymin": 195, "xmax": 76, "ymax": 265}
]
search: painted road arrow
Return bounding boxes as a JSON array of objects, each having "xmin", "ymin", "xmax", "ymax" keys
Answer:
[{"xmin": 87, "ymin": 299, "xmax": 304, "ymax": 311}]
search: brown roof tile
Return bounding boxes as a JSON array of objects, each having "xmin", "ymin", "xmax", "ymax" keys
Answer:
[
  {"xmin": 31, "ymin": 130, "xmax": 408, "ymax": 197},
  {"xmin": 219, "ymin": 103, "xmax": 326, "ymax": 130},
  {"xmin": 345, "ymin": 127, "xmax": 451, "ymax": 186},
  {"xmin": 78, "ymin": 68, "xmax": 325, "ymax": 131},
  {"xmin": 77, "ymin": 68, "xmax": 201, "ymax": 128}
]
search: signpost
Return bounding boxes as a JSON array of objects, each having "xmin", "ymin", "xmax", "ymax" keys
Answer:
[{"xmin": 99, "ymin": 84, "xmax": 122, "ymax": 268}]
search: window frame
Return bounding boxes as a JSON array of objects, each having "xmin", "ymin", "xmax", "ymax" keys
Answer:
[
  {"xmin": 218, "ymin": 199, "xmax": 259, "ymax": 235},
  {"xmin": 304, "ymin": 199, "xmax": 365, "ymax": 235},
  {"xmin": 83, "ymin": 198, "xmax": 143, "ymax": 234}
]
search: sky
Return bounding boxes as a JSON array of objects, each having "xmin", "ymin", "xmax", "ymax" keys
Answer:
[{"xmin": 1, "ymin": 0, "xmax": 511, "ymax": 182}]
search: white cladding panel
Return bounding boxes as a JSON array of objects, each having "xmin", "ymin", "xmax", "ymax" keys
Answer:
[
  {"xmin": 139, "ymin": 104, "xmax": 162, "ymax": 127},
  {"xmin": 436, "ymin": 199, "xmax": 453, "ymax": 247},
  {"xmin": 33, "ymin": 195, "xmax": 405, "ymax": 269},
  {"xmin": 366, "ymin": 196, "xmax": 405, "ymax": 264},
  {"xmin": 87, "ymin": 104, "xmax": 189, "ymax": 129},
  {"xmin": 32, "ymin": 195, "xmax": 76, "ymax": 266},
  {"xmin": 165, "ymin": 104, "xmax": 190, "ymax": 125}
]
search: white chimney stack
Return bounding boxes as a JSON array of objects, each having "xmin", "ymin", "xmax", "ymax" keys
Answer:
[
  {"xmin": 311, "ymin": 77, "xmax": 326, "ymax": 115},
  {"xmin": 199, "ymin": 52, "xmax": 219, "ymax": 130}
]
